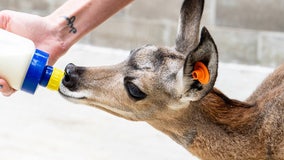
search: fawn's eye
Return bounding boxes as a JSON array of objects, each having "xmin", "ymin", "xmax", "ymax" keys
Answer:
[{"xmin": 124, "ymin": 80, "xmax": 147, "ymax": 101}]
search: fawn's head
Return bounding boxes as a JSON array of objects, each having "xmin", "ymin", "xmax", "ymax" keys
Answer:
[{"xmin": 59, "ymin": 0, "xmax": 218, "ymax": 121}]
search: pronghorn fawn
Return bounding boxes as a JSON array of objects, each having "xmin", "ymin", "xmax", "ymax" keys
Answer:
[{"xmin": 59, "ymin": 0, "xmax": 284, "ymax": 159}]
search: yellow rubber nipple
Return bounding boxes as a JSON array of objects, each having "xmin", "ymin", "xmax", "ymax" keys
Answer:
[{"xmin": 47, "ymin": 68, "xmax": 64, "ymax": 91}]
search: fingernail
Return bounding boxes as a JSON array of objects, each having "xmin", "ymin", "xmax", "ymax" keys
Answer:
[{"xmin": 0, "ymin": 85, "xmax": 3, "ymax": 90}]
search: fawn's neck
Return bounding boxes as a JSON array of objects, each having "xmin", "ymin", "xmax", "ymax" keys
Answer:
[{"xmin": 147, "ymin": 88, "xmax": 260, "ymax": 148}]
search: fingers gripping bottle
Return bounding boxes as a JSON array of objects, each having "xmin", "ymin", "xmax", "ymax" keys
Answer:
[{"xmin": 0, "ymin": 29, "xmax": 64, "ymax": 94}]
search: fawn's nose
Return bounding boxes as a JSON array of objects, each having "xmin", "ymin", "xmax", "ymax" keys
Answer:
[{"xmin": 62, "ymin": 63, "xmax": 85, "ymax": 91}]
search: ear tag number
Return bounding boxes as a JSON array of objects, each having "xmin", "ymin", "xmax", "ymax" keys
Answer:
[{"xmin": 192, "ymin": 62, "xmax": 210, "ymax": 84}]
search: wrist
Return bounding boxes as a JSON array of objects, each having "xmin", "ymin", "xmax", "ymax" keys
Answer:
[
  {"xmin": 37, "ymin": 15, "xmax": 71, "ymax": 65},
  {"xmin": 44, "ymin": 14, "xmax": 71, "ymax": 49},
  {"xmin": 44, "ymin": 0, "xmax": 93, "ymax": 49}
]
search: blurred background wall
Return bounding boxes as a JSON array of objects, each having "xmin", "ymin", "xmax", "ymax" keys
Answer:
[{"xmin": 1, "ymin": 0, "xmax": 284, "ymax": 67}]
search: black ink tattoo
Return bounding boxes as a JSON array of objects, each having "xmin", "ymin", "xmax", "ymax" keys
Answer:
[{"xmin": 64, "ymin": 16, "xmax": 77, "ymax": 34}]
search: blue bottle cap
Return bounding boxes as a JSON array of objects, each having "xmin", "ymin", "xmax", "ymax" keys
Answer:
[
  {"xmin": 39, "ymin": 66, "xmax": 53, "ymax": 87},
  {"xmin": 21, "ymin": 49, "xmax": 49, "ymax": 94}
]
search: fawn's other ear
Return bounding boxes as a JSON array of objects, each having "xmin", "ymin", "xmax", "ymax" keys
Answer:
[
  {"xmin": 175, "ymin": 0, "xmax": 204, "ymax": 54},
  {"xmin": 182, "ymin": 27, "xmax": 218, "ymax": 101}
]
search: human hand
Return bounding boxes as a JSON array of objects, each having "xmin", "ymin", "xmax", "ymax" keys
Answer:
[{"xmin": 0, "ymin": 10, "xmax": 68, "ymax": 96}]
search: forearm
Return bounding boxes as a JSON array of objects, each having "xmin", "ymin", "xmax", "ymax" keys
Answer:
[{"xmin": 46, "ymin": 0, "xmax": 133, "ymax": 50}]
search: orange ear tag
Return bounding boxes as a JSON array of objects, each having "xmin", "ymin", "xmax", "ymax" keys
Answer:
[{"xmin": 192, "ymin": 62, "xmax": 210, "ymax": 84}]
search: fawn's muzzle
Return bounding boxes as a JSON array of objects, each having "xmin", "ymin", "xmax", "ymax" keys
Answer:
[{"xmin": 62, "ymin": 63, "xmax": 85, "ymax": 91}]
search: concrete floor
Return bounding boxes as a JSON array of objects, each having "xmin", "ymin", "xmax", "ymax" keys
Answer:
[{"xmin": 0, "ymin": 44, "xmax": 274, "ymax": 160}]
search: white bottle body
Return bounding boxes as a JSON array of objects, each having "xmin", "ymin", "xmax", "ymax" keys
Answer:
[{"xmin": 0, "ymin": 29, "xmax": 35, "ymax": 90}]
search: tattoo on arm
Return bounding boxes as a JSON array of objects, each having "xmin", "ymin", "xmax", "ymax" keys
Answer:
[{"xmin": 64, "ymin": 16, "xmax": 77, "ymax": 34}]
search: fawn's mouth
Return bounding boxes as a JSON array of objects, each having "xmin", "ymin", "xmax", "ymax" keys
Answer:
[{"xmin": 59, "ymin": 84, "xmax": 87, "ymax": 100}]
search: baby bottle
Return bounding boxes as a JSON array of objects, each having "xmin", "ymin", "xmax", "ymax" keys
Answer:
[{"xmin": 0, "ymin": 29, "xmax": 64, "ymax": 94}]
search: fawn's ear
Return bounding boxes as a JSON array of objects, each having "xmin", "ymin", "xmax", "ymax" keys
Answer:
[
  {"xmin": 175, "ymin": 0, "xmax": 204, "ymax": 54},
  {"xmin": 182, "ymin": 27, "xmax": 218, "ymax": 101}
]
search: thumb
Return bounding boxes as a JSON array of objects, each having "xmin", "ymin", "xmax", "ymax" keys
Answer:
[{"xmin": 0, "ymin": 79, "xmax": 16, "ymax": 96}]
